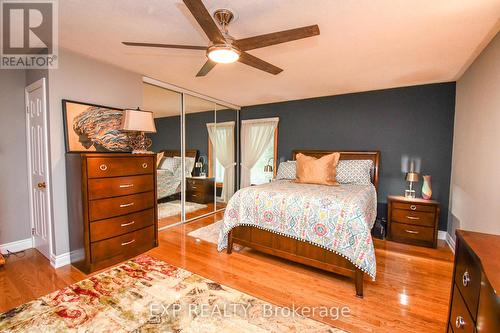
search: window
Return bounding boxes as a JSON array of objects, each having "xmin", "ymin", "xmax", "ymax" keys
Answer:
[{"xmin": 250, "ymin": 128, "xmax": 278, "ymax": 185}]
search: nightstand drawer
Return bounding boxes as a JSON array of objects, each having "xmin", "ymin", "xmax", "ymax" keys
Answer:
[
  {"xmin": 390, "ymin": 222, "xmax": 435, "ymax": 247},
  {"xmin": 392, "ymin": 202, "xmax": 435, "ymax": 213},
  {"xmin": 391, "ymin": 208, "xmax": 435, "ymax": 227}
]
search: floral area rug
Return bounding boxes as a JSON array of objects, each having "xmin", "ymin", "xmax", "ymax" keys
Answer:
[{"xmin": 0, "ymin": 255, "xmax": 345, "ymax": 332}]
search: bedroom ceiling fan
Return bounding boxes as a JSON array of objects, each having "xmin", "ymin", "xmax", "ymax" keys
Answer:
[{"xmin": 122, "ymin": 0, "xmax": 320, "ymax": 77}]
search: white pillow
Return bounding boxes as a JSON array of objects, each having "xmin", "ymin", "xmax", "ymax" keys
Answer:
[
  {"xmin": 276, "ymin": 161, "xmax": 296, "ymax": 180},
  {"xmin": 173, "ymin": 156, "xmax": 196, "ymax": 177},
  {"xmin": 336, "ymin": 160, "xmax": 373, "ymax": 185},
  {"xmin": 158, "ymin": 157, "xmax": 180, "ymax": 172}
]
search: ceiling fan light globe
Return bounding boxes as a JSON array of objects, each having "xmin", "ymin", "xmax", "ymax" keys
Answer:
[{"xmin": 207, "ymin": 45, "xmax": 240, "ymax": 63}]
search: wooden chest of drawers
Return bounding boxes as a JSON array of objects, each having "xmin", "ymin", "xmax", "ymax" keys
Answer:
[
  {"xmin": 447, "ymin": 230, "xmax": 500, "ymax": 333},
  {"xmin": 387, "ymin": 195, "xmax": 439, "ymax": 248},
  {"xmin": 66, "ymin": 153, "xmax": 158, "ymax": 273},
  {"xmin": 186, "ymin": 177, "xmax": 214, "ymax": 204}
]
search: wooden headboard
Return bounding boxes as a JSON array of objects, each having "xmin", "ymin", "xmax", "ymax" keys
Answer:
[
  {"xmin": 292, "ymin": 150, "xmax": 381, "ymax": 189},
  {"xmin": 159, "ymin": 149, "xmax": 198, "ymax": 159}
]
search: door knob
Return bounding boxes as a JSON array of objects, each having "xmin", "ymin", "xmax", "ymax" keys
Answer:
[{"xmin": 37, "ymin": 182, "xmax": 46, "ymax": 189}]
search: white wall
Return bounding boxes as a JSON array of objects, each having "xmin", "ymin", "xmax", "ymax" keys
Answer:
[
  {"xmin": 449, "ymin": 33, "xmax": 500, "ymax": 236},
  {"xmin": 0, "ymin": 70, "xmax": 31, "ymax": 245},
  {"xmin": 48, "ymin": 49, "xmax": 143, "ymax": 255}
]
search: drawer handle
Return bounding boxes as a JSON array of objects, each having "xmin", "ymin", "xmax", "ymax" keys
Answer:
[
  {"xmin": 191, "ymin": 186, "xmax": 198, "ymax": 189},
  {"xmin": 142, "ymin": 163, "xmax": 148, "ymax": 169},
  {"xmin": 191, "ymin": 194, "xmax": 198, "ymax": 197},
  {"xmin": 410, "ymin": 205, "xmax": 417, "ymax": 211},
  {"xmin": 99, "ymin": 164, "xmax": 108, "ymax": 171},
  {"xmin": 120, "ymin": 221, "xmax": 135, "ymax": 227},
  {"xmin": 119, "ymin": 184, "xmax": 134, "ymax": 188},
  {"xmin": 119, "ymin": 202, "xmax": 135, "ymax": 208},
  {"xmin": 405, "ymin": 229, "xmax": 419, "ymax": 234},
  {"xmin": 455, "ymin": 316, "xmax": 465, "ymax": 329},
  {"xmin": 121, "ymin": 239, "xmax": 135, "ymax": 246},
  {"xmin": 462, "ymin": 271, "xmax": 470, "ymax": 287},
  {"xmin": 406, "ymin": 216, "xmax": 420, "ymax": 220}
]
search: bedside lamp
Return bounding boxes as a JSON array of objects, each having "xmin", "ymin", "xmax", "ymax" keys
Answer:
[
  {"xmin": 264, "ymin": 158, "xmax": 274, "ymax": 173},
  {"xmin": 405, "ymin": 172, "xmax": 419, "ymax": 198},
  {"xmin": 195, "ymin": 156, "xmax": 207, "ymax": 177},
  {"xmin": 121, "ymin": 108, "xmax": 156, "ymax": 154}
]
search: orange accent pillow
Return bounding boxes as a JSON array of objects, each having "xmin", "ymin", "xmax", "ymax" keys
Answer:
[{"xmin": 295, "ymin": 153, "xmax": 340, "ymax": 186}]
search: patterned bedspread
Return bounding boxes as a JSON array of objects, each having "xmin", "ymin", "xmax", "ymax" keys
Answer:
[
  {"xmin": 157, "ymin": 169, "xmax": 181, "ymax": 199},
  {"xmin": 217, "ymin": 180, "xmax": 377, "ymax": 279}
]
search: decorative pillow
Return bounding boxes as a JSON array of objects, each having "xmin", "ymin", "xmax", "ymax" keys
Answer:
[
  {"xmin": 173, "ymin": 156, "xmax": 196, "ymax": 177},
  {"xmin": 156, "ymin": 152, "xmax": 165, "ymax": 168},
  {"xmin": 159, "ymin": 157, "xmax": 181, "ymax": 172},
  {"xmin": 336, "ymin": 159, "xmax": 373, "ymax": 185},
  {"xmin": 276, "ymin": 161, "xmax": 296, "ymax": 180},
  {"xmin": 295, "ymin": 153, "xmax": 340, "ymax": 186}
]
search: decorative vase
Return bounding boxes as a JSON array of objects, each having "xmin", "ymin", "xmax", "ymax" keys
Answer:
[{"xmin": 422, "ymin": 175, "xmax": 432, "ymax": 200}]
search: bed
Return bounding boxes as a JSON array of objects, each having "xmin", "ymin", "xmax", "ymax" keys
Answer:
[
  {"xmin": 218, "ymin": 150, "xmax": 380, "ymax": 297},
  {"xmin": 156, "ymin": 150, "xmax": 198, "ymax": 200}
]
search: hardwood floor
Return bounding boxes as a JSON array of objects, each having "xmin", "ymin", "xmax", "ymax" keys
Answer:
[
  {"xmin": 0, "ymin": 212, "xmax": 453, "ymax": 332},
  {"xmin": 157, "ymin": 202, "xmax": 225, "ymax": 228}
]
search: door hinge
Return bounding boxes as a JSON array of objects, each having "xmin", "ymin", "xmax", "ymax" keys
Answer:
[{"xmin": 31, "ymin": 227, "xmax": 35, "ymax": 236}]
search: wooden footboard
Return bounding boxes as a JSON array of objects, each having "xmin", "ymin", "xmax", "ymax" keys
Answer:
[{"xmin": 227, "ymin": 226, "xmax": 364, "ymax": 297}]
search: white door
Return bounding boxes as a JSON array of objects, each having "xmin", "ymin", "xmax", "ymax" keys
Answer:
[{"xmin": 25, "ymin": 78, "xmax": 52, "ymax": 260}]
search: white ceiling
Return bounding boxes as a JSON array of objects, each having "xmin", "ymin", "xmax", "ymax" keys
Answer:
[{"xmin": 59, "ymin": 0, "xmax": 500, "ymax": 107}]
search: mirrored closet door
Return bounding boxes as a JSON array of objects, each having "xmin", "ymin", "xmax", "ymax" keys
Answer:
[
  {"xmin": 184, "ymin": 94, "xmax": 216, "ymax": 221},
  {"xmin": 143, "ymin": 82, "xmax": 183, "ymax": 229},
  {"xmin": 144, "ymin": 79, "xmax": 239, "ymax": 230}
]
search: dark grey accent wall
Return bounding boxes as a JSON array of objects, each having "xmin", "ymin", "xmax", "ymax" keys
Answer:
[
  {"xmin": 241, "ymin": 83, "xmax": 456, "ymax": 231},
  {"xmin": 151, "ymin": 109, "xmax": 237, "ymax": 158}
]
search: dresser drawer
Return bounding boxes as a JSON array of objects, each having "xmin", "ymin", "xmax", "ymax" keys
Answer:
[
  {"xmin": 87, "ymin": 156, "xmax": 154, "ymax": 178},
  {"xmin": 88, "ymin": 175, "xmax": 154, "ymax": 200},
  {"xmin": 391, "ymin": 208, "xmax": 435, "ymax": 227},
  {"xmin": 91, "ymin": 225, "xmax": 155, "ymax": 262},
  {"xmin": 90, "ymin": 208, "xmax": 155, "ymax": 242},
  {"xmin": 390, "ymin": 222, "xmax": 435, "ymax": 247},
  {"xmin": 89, "ymin": 192, "xmax": 154, "ymax": 221},
  {"xmin": 450, "ymin": 285, "xmax": 475, "ymax": 333},
  {"xmin": 455, "ymin": 242, "xmax": 481, "ymax": 319},
  {"xmin": 392, "ymin": 201, "xmax": 435, "ymax": 213}
]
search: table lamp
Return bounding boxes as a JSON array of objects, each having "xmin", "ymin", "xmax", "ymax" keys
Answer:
[
  {"xmin": 121, "ymin": 108, "xmax": 156, "ymax": 154},
  {"xmin": 405, "ymin": 172, "xmax": 419, "ymax": 198}
]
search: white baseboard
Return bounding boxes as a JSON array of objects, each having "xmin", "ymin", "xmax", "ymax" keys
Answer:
[
  {"xmin": 438, "ymin": 231, "xmax": 455, "ymax": 253},
  {"xmin": 50, "ymin": 252, "xmax": 71, "ymax": 268},
  {"xmin": 0, "ymin": 238, "xmax": 33, "ymax": 254}
]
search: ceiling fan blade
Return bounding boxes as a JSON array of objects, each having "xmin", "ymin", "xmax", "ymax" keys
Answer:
[
  {"xmin": 122, "ymin": 42, "xmax": 206, "ymax": 50},
  {"xmin": 238, "ymin": 52, "xmax": 283, "ymax": 75},
  {"xmin": 196, "ymin": 60, "xmax": 216, "ymax": 77},
  {"xmin": 183, "ymin": 0, "xmax": 225, "ymax": 44},
  {"xmin": 235, "ymin": 25, "xmax": 320, "ymax": 51}
]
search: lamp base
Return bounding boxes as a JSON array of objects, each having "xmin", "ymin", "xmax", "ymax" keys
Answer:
[{"xmin": 404, "ymin": 189, "xmax": 416, "ymax": 198}]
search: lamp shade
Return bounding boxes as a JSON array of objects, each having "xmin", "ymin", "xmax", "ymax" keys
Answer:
[
  {"xmin": 121, "ymin": 109, "xmax": 156, "ymax": 133},
  {"xmin": 406, "ymin": 172, "xmax": 419, "ymax": 182}
]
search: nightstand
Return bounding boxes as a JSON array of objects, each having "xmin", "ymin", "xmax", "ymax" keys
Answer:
[
  {"xmin": 186, "ymin": 177, "xmax": 215, "ymax": 204},
  {"xmin": 387, "ymin": 195, "xmax": 440, "ymax": 248}
]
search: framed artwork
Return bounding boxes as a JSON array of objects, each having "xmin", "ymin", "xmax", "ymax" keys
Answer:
[{"xmin": 62, "ymin": 100, "xmax": 134, "ymax": 153}]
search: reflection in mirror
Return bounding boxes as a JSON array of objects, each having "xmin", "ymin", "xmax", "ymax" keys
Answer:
[
  {"xmin": 143, "ymin": 83, "xmax": 183, "ymax": 229},
  {"xmin": 212, "ymin": 105, "xmax": 238, "ymax": 211},
  {"xmin": 185, "ymin": 94, "xmax": 216, "ymax": 220}
]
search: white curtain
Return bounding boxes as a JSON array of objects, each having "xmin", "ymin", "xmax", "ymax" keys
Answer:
[
  {"xmin": 206, "ymin": 121, "xmax": 235, "ymax": 203},
  {"xmin": 240, "ymin": 117, "xmax": 279, "ymax": 188}
]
